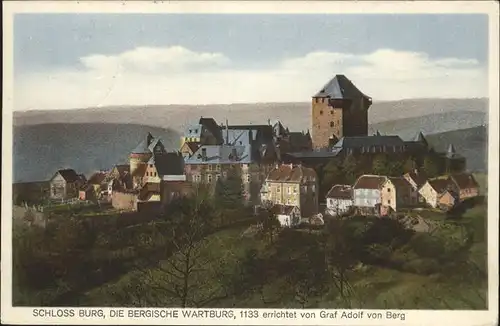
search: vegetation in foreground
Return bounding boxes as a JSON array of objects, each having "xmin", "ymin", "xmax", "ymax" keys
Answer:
[{"xmin": 13, "ymin": 180, "xmax": 488, "ymax": 310}]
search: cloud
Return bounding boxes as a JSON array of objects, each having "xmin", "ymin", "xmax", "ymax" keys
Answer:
[{"xmin": 14, "ymin": 46, "xmax": 487, "ymax": 111}]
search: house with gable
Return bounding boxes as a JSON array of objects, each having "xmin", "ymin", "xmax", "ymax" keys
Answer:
[
  {"xmin": 325, "ymin": 184, "xmax": 353, "ymax": 217},
  {"xmin": 260, "ymin": 163, "xmax": 318, "ymax": 218},
  {"xmin": 129, "ymin": 132, "xmax": 167, "ymax": 189},
  {"xmin": 270, "ymin": 204, "xmax": 301, "ymax": 228},
  {"xmin": 380, "ymin": 177, "xmax": 418, "ymax": 215},
  {"xmin": 448, "ymin": 172, "xmax": 480, "ymax": 202},
  {"xmin": 419, "ymin": 178, "xmax": 458, "ymax": 209},
  {"xmin": 49, "ymin": 169, "xmax": 86, "ymax": 200},
  {"xmin": 352, "ymin": 175, "xmax": 388, "ymax": 215}
]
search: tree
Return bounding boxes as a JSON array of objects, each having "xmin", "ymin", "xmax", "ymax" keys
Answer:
[
  {"xmin": 258, "ymin": 204, "xmax": 281, "ymax": 244},
  {"xmin": 214, "ymin": 166, "xmax": 244, "ymax": 212},
  {"xmin": 423, "ymin": 155, "xmax": 439, "ymax": 178},
  {"xmin": 372, "ymin": 154, "xmax": 389, "ymax": 175},
  {"xmin": 342, "ymin": 154, "xmax": 358, "ymax": 184},
  {"xmin": 133, "ymin": 194, "xmax": 225, "ymax": 308},
  {"xmin": 403, "ymin": 157, "xmax": 417, "ymax": 173},
  {"xmin": 322, "ymin": 160, "xmax": 344, "ymax": 191},
  {"xmin": 323, "ymin": 219, "xmax": 360, "ymax": 304}
]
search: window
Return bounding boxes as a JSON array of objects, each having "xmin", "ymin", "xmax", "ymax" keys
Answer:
[
  {"xmin": 330, "ymin": 110, "xmax": 333, "ymax": 115},
  {"xmin": 154, "ymin": 172, "xmax": 157, "ymax": 177},
  {"xmin": 277, "ymin": 187, "xmax": 281, "ymax": 193},
  {"xmin": 293, "ymin": 187, "xmax": 297, "ymax": 194},
  {"xmin": 288, "ymin": 187, "xmax": 292, "ymax": 194},
  {"xmin": 320, "ymin": 110, "xmax": 324, "ymax": 115},
  {"xmin": 195, "ymin": 129, "xmax": 198, "ymax": 133},
  {"xmin": 388, "ymin": 199, "xmax": 391, "ymax": 204},
  {"xmin": 215, "ymin": 174, "xmax": 220, "ymax": 181},
  {"xmin": 388, "ymin": 188, "xmax": 391, "ymax": 192},
  {"xmin": 330, "ymin": 121, "xmax": 335, "ymax": 127},
  {"xmin": 207, "ymin": 174, "xmax": 212, "ymax": 183},
  {"xmin": 216, "ymin": 164, "xmax": 221, "ymax": 171},
  {"xmin": 246, "ymin": 174, "xmax": 251, "ymax": 183}
]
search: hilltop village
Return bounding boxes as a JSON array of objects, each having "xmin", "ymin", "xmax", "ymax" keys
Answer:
[{"xmin": 45, "ymin": 75, "xmax": 479, "ymax": 226}]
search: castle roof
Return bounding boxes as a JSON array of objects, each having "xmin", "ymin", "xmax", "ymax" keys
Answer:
[
  {"xmin": 413, "ymin": 131, "xmax": 428, "ymax": 143},
  {"xmin": 131, "ymin": 133, "xmax": 164, "ymax": 154},
  {"xmin": 185, "ymin": 143, "xmax": 251, "ymax": 165},
  {"xmin": 314, "ymin": 74, "xmax": 371, "ymax": 100},
  {"xmin": 88, "ymin": 172, "xmax": 107, "ymax": 185},
  {"xmin": 149, "ymin": 152, "xmax": 185, "ymax": 176},
  {"xmin": 404, "ymin": 170, "xmax": 428, "ymax": 188},
  {"xmin": 333, "ymin": 135, "xmax": 405, "ymax": 149},
  {"xmin": 386, "ymin": 177, "xmax": 413, "ymax": 191}
]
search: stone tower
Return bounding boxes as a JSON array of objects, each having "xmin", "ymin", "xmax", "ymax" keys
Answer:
[
  {"xmin": 311, "ymin": 75, "xmax": 372, "ymax": 150},
  {"xmin": 129, "ymin": 133, "xmax": 155, "ymax": 176}
]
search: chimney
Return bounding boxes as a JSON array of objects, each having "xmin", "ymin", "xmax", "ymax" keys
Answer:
[
  {"xmin": 231, "ymin": 148, "xmax": 238, "ymax": 160},
  {"xmin": 201, "ymin": 148, "xmax": 207, "ymax": 161},
  {"xmin": 226, "ymin": 119, "xmax": 229, "ymax": 145}
]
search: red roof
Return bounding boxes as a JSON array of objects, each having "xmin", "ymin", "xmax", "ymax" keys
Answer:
[
  {"xmin": 354, "ymin": 175, "xmax": 387, "ymax": 190},
  {"xmin": 450, "ymin": 173, "xmax": 479, "ymax": 190},
  {"xmin": 266, "ymin": 164, "xmax": 316, "ymax": 182}
]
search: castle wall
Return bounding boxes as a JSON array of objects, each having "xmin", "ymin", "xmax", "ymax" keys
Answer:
[
  {"xmin": 111, "ymin": 191, "xmax": 138, "ymax": 211},
  {"xmin": 311, "ymin": 98, "xmax": 344, "ymax": 149}
]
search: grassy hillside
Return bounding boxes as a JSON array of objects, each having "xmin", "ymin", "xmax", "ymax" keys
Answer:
[
  {"xmin": 426, "ymin": 126, "xmax": 487, "ymax": 172},
  {"xmin": 369, "ymin": 111, "xmax": 486, "ymax": 141},
  {"xmin": 14, "ymin": 98, "xmax": 488, "ymax": 134},
  {"xmin": 13, "ymin": 123, "xmax": 179, "ymax": 183}
]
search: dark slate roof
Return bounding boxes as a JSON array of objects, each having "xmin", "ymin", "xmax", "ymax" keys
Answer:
[
  {"xmin": 185, "ymin": 144, "xmax": 251, "ymax": 165},
  {"xmin": 326, "ymin": 185, "xmax": 353, "ymax": 199},
  {"xmin": 200, "ymin": 117, "xmax": 223, "ymax": 142},
  {"xmin": 450, "ymin": 173, "xmax": 479, "ymax": 190},
  {"xmin": 284, "ymin": 151, "xmax": 340, "ymax": 159},
  {"xmin": 333, "ymin": 135, "xmax": 405, "ymax": 149},
  {"xmin": 413, "ymin": 131, "xmax": 428, "ymax": 143},
  {"xmin": 149, "ymin": 152, "xmax": 185, "ymax": 176},
  {"xmin": 131, "ymin": 133, "xmax": 164, "ymax": 154},
  {"xmin": 314, "ymin": 74, "xmax": 370, "ymax": 99},
  {"xmin": 353, "ymin": 175, "xmax": 388, "ymax": 190},
  {"xmin": 56, "ymin": 169, "xmax": 80, "ymax": 183},
  {"xmin": 289, "ymin": 132, "xmax": 312, "ymax": 147}
]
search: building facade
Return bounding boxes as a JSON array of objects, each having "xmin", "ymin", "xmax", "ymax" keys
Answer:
[
  {"xmin": 352, "ymin": 175, "xmax": 387, "ymax": 215},
  {"xmin": 325, "ymin": 184, "xmax": 353, "ymax": 216},
  {"xmin": 380, "ymin": 177, "xmax": 418, "ymax": 213},
  {"xmin": 49, "ymin": 169, "xmax": 85, "ymax": 200},
  {"xmin": 260, "ymin": 164, "xmax": 318, "ymax": 218},
  {"xmin": 311, "ymin": 74, "xmax": 372, "ymax": 150}
]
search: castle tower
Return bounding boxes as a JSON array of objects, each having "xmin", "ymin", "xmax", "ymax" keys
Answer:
[
  {"xmin": 311, "ymin": 75, "xmax": 372, "ymax": 150},
  {"xmin": 129, "ymin": 134, "xmax": 154, "ymax": 176}
]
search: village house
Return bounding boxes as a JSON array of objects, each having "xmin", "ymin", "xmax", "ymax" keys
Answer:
[
  {"xmin": 325, "ymin": 184, "xmax": 353, "ymax": 217},
  {"xmin": 142, "ymin": 152, "xmax": 185, "ymax": 184},
  {"xmin": 448, "ymin": 172, "xmax": 480, "ymax": 202},
  {"xmin": 78, "ymin": 184, "xmax": 95, "ymax": 201},
  {"xmin": 352, "ymin": 175, "xmax": 387, "ymax": 215},
  {"xmin": 260, "ymin": 163, "xmax": 318, "ymax": 218},
  {"xmin": 403, "ymin": 169, "xmax": 429, "ymax": 203},
  {"xmin": 49, "ymin": 169, "xmax": 86, "ymax": 200},
  {"xmin": 419, "ymin": 178, "xmax": 458, "ymax": 209},
  {"xmin": 270, "ymin": 204, "xmax": 301, "ymax": 228},
  {"xmin": 380, "ymin": 177, "xmax": 418, "ymax": 215}
]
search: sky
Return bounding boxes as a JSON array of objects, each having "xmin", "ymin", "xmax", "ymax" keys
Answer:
[{"xmin": 13, "ymin": 14, "xmax": 489, "ymax": 111}]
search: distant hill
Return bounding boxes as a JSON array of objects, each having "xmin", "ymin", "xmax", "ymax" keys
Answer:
[
  {"xmin": 14, "ymin": 98, "xmax": 488, "ymax": 134},
  {"xmin": 426, "ymin": 125, "xmax": 488, "ymax": 173},
  {"xmin": 13, "ymin": 123, "xmax": 179, "ymax": 183},
  {"xmin": 369, "ymin": 111, "xmax": 487, "ymax": 140}
]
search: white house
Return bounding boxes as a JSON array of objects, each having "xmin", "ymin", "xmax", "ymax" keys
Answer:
[
  {"xmin": 271, "ymin": 204, "xmax": 301, "ymax": 227},
  {"xmin": 352, "ymin": 175, "xmax": 388, "ymax": 215},
  {"xmin": 325, "ymin": 184, "xmax": 353, "ymax": 216}
]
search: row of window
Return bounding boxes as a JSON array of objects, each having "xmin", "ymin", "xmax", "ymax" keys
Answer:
[
  {"xmin": 274, "ymin": 185, "xmax": 315, "ymax": 193},
  {"xmin": 192, "ymin": 173, "xmax": 253, "ymax": 183},
  {"xmin": 146, "ymin": 171, "xmax": 157, "ymax": 177}
]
